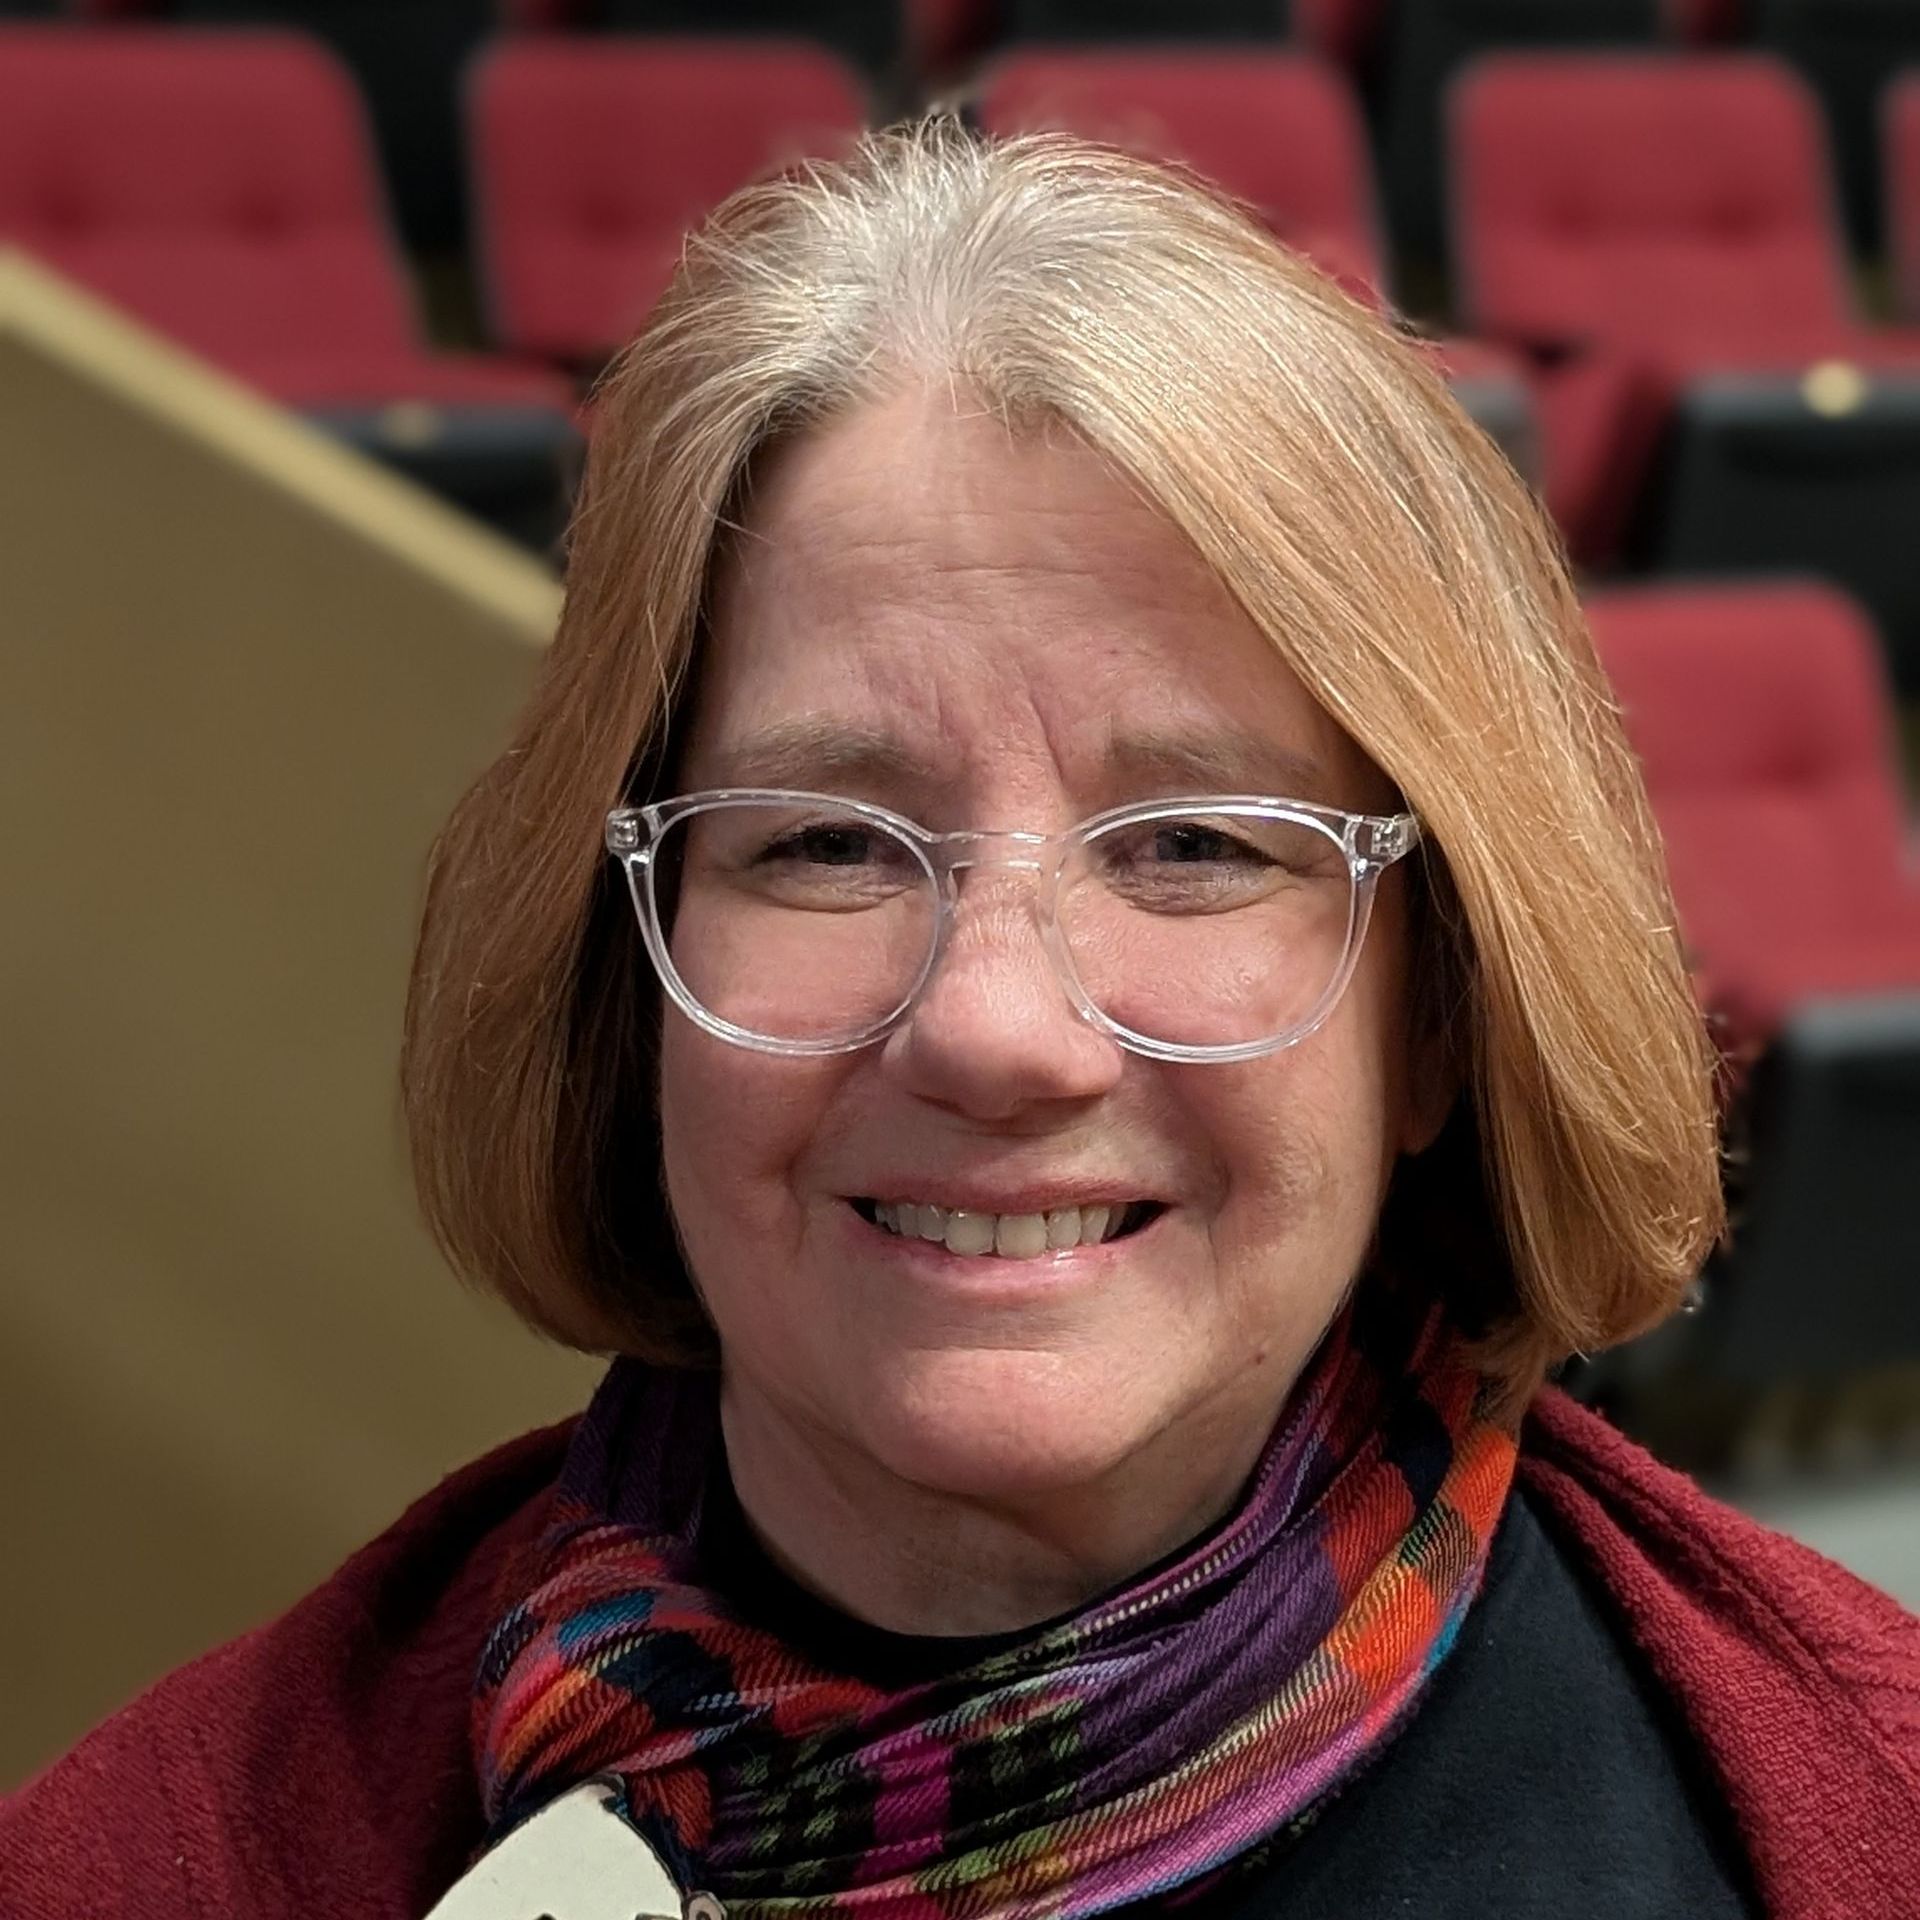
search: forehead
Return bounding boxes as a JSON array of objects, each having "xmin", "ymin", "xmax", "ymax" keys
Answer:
[{"xmin": 680, "ymin": 389, "xmax": 1385, "ymax": 813}]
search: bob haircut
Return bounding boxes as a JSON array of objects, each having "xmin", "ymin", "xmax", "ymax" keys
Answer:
[{"xmin": 402, "ymin": 119, "xmax": 1724, "ymax": 1405}]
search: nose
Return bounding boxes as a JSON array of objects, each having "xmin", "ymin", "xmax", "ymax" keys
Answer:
[{"xmin": 882, "ymin": 873, "xmax": 1125, "ymax": 1121}]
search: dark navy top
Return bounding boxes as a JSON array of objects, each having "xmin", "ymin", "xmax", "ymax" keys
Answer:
[{"xmin": 709, "ymin": 1480, "xmax": 1761, "ymax": 1918}]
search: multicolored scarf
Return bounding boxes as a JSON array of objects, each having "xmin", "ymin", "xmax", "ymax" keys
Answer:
[{"xmin": 472, "ymin": 1285, "xmax": 1518, "ymax": 1920}]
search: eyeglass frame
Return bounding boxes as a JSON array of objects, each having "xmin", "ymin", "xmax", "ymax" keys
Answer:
[{"xmin": 605, "ymin": 787, "xmax": 1423, "ymax": 1065}]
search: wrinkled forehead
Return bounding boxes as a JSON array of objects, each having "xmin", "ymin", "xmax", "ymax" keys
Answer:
[{"xmin": 676, "ymin": 391, "xmax": 1397, "ymax": 820}]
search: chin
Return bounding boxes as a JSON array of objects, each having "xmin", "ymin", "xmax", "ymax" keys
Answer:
[{"xmin": 851, "ymin": 1344, "xmax": 1171, "ymax": 1504}]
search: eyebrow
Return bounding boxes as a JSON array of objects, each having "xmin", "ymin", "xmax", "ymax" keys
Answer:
[
  {"xmin": 1104, "ymin": 726, "xmax": 1333, "ymax": 802},
  {"xmin": 700, "ymin": 719, "xmax": 935, "ymax": 793},
  {"xmin": 698, "ymin": 718, "xmax": 1336, "ymax": 807}
]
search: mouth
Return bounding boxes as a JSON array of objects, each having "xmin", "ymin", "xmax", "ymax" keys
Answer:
[{"xmin": 846, "ymin": 1196, "xmax": 1166, "ymax": 1260}]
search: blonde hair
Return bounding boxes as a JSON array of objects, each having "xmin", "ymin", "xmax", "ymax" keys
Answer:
[{"xmin": 403, "ymin": 119, "xmax": 1724, "ymax": 1403}]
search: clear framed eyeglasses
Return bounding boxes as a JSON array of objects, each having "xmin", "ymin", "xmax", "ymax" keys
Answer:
[{"xmin": 604, "ymin": 789, "xmax": 1422, "ymax": 1065}]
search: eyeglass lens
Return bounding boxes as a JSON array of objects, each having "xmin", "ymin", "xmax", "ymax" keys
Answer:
[{"xmin": 649, "ymin": 798, "xmax": 1359, "ymax": 1052}]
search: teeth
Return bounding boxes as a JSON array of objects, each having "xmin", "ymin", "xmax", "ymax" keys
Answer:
[
  {"xmin": 944, "ymin": 1210, "xmax": 997, "ymax": 1256},
  {"xmin": 864, "ymin": 1198, "xmax": 1140, "ymax": 1259},
  {"xmin": 994, "ymin": 1213, "xmax": 1049, "ymax": 1259}
]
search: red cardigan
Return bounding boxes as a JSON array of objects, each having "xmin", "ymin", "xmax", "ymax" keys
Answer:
[{"xmin": 4, "ymin": 1391, "xmax": 1917, "ymax": 1919}]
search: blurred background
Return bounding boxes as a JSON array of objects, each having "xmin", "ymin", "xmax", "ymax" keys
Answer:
[{"xmin": 4, "ymin": 0, "xmax": 1919, "ymax": 1792}]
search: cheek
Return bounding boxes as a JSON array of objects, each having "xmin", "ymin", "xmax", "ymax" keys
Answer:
[
  {"xmin": 658, "ymin": 1025, "xmax": 829, "ymax": 1261},
  {"xmin": 1194, "ymin": 952, "xmax": 1413, "ymax": 1266}
]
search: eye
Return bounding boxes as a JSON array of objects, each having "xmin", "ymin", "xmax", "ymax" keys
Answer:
[
  {"xmin": 1084, "ymin": 812, "xmax": 1346, "ymax": 915},
  {"xmin": 1147, "ymin": 822, "xmax": 1269, "ymax": 866},
  {"xmin": 722, "ymin": 809, "xmax": 924, "ymax": 910},
  {"xmin": 758, "ymin": 823, "xmax": 884, "ymax": 868}
]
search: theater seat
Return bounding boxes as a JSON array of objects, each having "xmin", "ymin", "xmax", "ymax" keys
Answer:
[
  {"xmin": 1456, "ymin": 56, "xmax": 1857, "ymax": 365},
  {"xmin": 0, "ymin": 26, "xmax": 579, "ymax": 542},
  {"xmin": 1379, "ymin": 0, "xmax": 1670, "ymax": 274},
  {"xmin": 1456, "ymin": 54, "xmax": 1920, "ymax": 658},
  {"xmin": 1585, "ymin": 578, "xmax": 1920, "ymax": 1050},
  {"xmin": 169, "ymin": 1, "xmax": 499, "ymax": 257},
  {"xmin": 469, "ymin": 37, "xmax": 867, "ymax": 366},
  {"xmin": 1586, "ymin": 578, "xmax": 1920, "ymax": 1398}
]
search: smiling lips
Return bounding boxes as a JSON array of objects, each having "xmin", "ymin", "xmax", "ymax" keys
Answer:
[{"xmin": 852, "ymin": 1197, "xmax": 1160, "ymax": 1259}]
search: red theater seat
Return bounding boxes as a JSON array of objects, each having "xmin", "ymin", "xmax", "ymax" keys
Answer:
[
  {"xmin": 1586, "ymin": 580, "xmax": 1920, "ymax": 1052},
  {"xmin": 0, "ymin": 24, "xmax": 577, "ymax": 542},
  {"xmin": 1379, "ymin": 0, "xmax": 1672, "ymax": 276},
  {"xmin": 977, "ymin": 47, "xmax": 1384, "ymax": 300},
  {"xmin": 1455, "ymin": 56, "xmax": 1858, "ymax": 362},
  {"xmin": 166, "ymin": 1, "xmax": 502, "ymax": 256},
  {"xmin": 469, "ymin": 37, "xmax": 867, "ymax": 365},
  {"xmin": 1455, "ymin": 54, "xmax": 1920, "ymax": 570},
  {"xmin": 0, "ymin": 26, "xmax": 568, "ymax": 413},
  {"xmin": 1586, "ymin": 577, "xmax": 1920, "ymax": 1394}
]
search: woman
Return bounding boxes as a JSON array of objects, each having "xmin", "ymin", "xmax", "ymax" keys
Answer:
[{"xmin": 5, "ymin": 123, "xmax": 1916, "ymax": 1920}]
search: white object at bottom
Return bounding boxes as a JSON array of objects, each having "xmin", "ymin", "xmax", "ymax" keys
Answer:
[{"xmin": 422, "ymin": 1777, "xmax": 686, "ymax": 1920}]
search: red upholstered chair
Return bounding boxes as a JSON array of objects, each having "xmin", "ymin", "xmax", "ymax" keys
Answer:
[
  {"xmin": 468, "ymin": 37, "xmax": 867, "ymax": 366},
  {"xmin": 1454, "ymin": 54, "xmax": 1920, "ymax": 579},
  {"xmin": 163, "ymin": 3, "xmax": 506, "ymax": 257},
  {"xmin": 1378, "ymin": 0, "xmax": 1673, "ymax": 278},
  {"xmin": 0, "ymin": 27, "xmax": 564, "ymax": 402},
  {"xmin": 1891, "ymin": 72, "xmax": 1920, "ymax": 323},
  {"xmin": 1585, "ymin": 577, "xmax": 1920, "ymax": 1394},
  {"xmin": 1586, "ymin": 579, "xmax": 1920, "ymax": 1054},
  {"xmin": 1456, "ymin": 56, "xmax": 1856, "ymax": 363},
  {"xmin": 0, "ymin": 25, "xmax": 577, "ymax": 538}
]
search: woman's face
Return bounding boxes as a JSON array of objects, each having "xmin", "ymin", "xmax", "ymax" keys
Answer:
[{"xmin": 661, "ymin": 388, "xmax": 1444, "ymax": 1514}]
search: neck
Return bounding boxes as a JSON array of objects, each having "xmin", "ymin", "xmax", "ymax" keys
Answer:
[{"xmin": 717, "ymin": 1383, "xmax": 1280, "ymax": 1637}]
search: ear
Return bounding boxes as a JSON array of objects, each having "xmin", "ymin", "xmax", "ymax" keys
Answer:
[
  {"xmin": 1398, "ymin": 1014, "xmax": 1461, "ymax": 1159},
  {"xmin": 1396, "ymin": 959, "xmax": 1466, "ymax": 1160},
  {"xmin": 1389, "ymin": 849, "xmax": 1468, "ymax": 1160}
]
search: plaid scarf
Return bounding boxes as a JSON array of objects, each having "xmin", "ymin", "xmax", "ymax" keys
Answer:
[{"xmin": 472, "ymin": 1286, "xmax": 1518, "ymax": 1920}]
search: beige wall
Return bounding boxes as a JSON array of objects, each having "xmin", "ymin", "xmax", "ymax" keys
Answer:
[{"xmin": 0, "ymin": 255, "xmax": 601, "ymax": 1788}]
